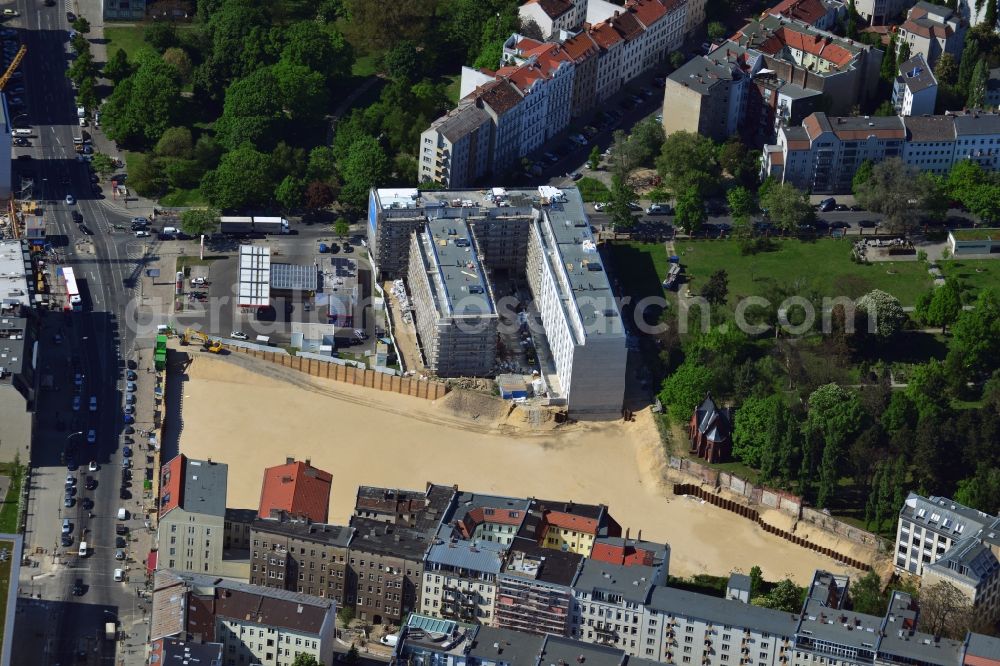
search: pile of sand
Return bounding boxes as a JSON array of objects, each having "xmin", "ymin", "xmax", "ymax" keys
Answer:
[{"xmin": 177, "ymin": 353, "xmax": 864, "ymax": 582}]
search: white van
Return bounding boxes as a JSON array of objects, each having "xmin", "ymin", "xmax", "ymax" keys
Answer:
[
  {"xmin": 255, "ymin": 335, "xmax": 270, "ymax": 345},
  {"xmin": 78, "ymin": 541, "xmax": 88, "ymax": 557},
  {"xmin": 161, "ymin": 226, "xmax": 179, "ymax": 236},
  {"xmin": 116, "ymin": 507, "xmax": 127, "ymax": 521},
  {"xmin": 380, "ymin": 634, "xmax": 399, "ymax": 647},
  {"xmin": 12, "ymin": 128, "xmax": 31, "ymax": 137},
  {"xmin": 113, "ymin": 568, "xmax": 124, "ymax": 582}
]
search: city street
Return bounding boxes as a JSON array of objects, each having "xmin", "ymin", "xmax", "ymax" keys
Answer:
[{"xmin": 9, "ymin": 0, "xmax": 156, "ymax": 663}]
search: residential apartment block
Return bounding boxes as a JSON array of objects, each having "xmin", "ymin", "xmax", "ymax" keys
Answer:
[
  {"xmin": 248, "ymin": 515, "xmax": 354, "ymax": 602},
  {"xmin": 853, "ymin": 0, "xmax": 910, "ymax": 24},
  {"xmin": 149, "ymin": 570, "xmax": 336, "ymax": 666},
  {"xmin": 368, "ymin": 186, "xmax": 626, "ymax": 418},
  {"xmin": 893, "ymin": 493, "xmax": 1000, "ymax": 618},
  {"xmin": 257, "ymin": 459, "xmax": 333, "ymax": 523},
  {"xmin": 893, "ymin": 54, "xmax": 938, "ymax": 116},
  {"xmin": 495, "ymin": 537, "xmax": 583, "ymax": 636},
  {"xmin": 570, "ymin": 558, "xmax": 668, "ymax": 651},
  {"xmin": 897, "ymin": 2, "xmax": 966, "ymax": 69},
  {"xmin": 421, "ymin": 0, "xmax": 687, "ymax": 188},
  {"xmin": 519, "ymin": 0, "xmax": 588, "ymax": 39},
  {"xmin": 766, "ymin": 0, "xmax": 847, "ymax": 31},
  {"xmin": 665, "ymin": 16, "xmax": 882, "ymax": 142},
  {"xmin": 762, "ymin": 111, "xmax": 1000, "ymax": 193},
  {"xmin": 406, "ymin": 218, "xmax": 499, "ymax": 377},
  {"xmin": 157, "ymin": 455, "xmax": 239, "ymax": 577}
]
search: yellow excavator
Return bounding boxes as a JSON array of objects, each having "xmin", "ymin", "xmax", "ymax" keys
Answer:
[
  {"xmin": 181, "ymin": 327, "xmax": 223, "ymax": 353},
  {"xmin": 3, "ymin": 46, "xmax": 26, "ymax": 240}
]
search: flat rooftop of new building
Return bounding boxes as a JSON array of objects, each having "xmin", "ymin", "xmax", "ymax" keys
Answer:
[
  {"xmin": 950, "ymin": 228, "xmax": 1000, "ymax": 241},
  {"xmin": 420, "ymin": 217, "xmax": 495, "ymax": 318},
  {"xmin": 270, "ymin": 262, "xmax": 318, "ymax": 292},
  {"xmin": 238, "ymin": 245, "xmax": 270, "ymax": 307},
  {"xmin": 426, "ymin": 537, "xmax": 506, "ymax": 574},
  {"xmin": 0, "ymin": 241, "xmax": 30, "ymax": 309},
  {"xmin": 400, "ymin": 614, "xmax": 472, "ymax": 656},
  {"xmin": 799, "ymin": 597, "xmax": 883, "ymax": 649},
  {"xmin": 539, "ymin": 635, "xmax": 631, "ymax": 666},
  {"xmin": 879, "ymin": 592, "xmax": 965, "ymax": 666},
  {"xmin": 467, "ymin": 626, "xmax": 546, "ymax": 663},
  {"xmin": 539, "ymin": 188, "xmax": 624, "ymax": 340}
]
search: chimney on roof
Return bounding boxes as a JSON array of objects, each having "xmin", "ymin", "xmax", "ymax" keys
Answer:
[
  {"xmin": 286, "ymin": 457, "xmax": 294, "ymax": 465},
  {"xmin": 305, "ymin": 459, "xmax": 311, "ymax": 466},
  {"xmin": 638, "ymin": 529, "xmax": 642, "ymax": 541},
  {"xmin": 626, "ymin": 527, "xmax": 631, "ymax": 540}
]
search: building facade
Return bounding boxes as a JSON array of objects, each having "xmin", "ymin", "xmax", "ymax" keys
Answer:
[
  {"xmin": 495, "ymin": 539, "xmax": 582, "ymax": 636},
  {"xmin": 406, "ymin": 218, "xmax": 499, "ymax": 377},
  {"xmin": 893, "ymin": 54, "xmax": 938, "ymax": 116},
  {"xmin": 157, "ymin": 455, "xmax": 230, "ymax": 576},
  {"xmin": 897, "ymin": 2, "xmax": 966, "ymax": 69},
  {"xmin": 249, "ymin": 515, "xmax": 354, "ymax": 602},
  {"xmin": 518, "ymin": 0, "xmax": 588, "ymax": 39}
]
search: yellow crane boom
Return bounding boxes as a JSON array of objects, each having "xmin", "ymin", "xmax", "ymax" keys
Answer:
[{"xmin": 0, "ymin": 45, "xmax": 26, "ymax": 92}]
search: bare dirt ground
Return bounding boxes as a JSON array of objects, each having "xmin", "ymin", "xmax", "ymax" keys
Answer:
[{"xmin": 177, "ymin": 352, "xmax": 865, "ymax": 583}]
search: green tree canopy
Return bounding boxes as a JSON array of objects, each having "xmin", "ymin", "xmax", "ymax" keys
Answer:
[
  {"xmin": 659, "ymin": 362, "xmax": 714, "ymax": 422},
  {"xmin": 607, "ymin": 175, "xmax": 637, "ymax": 231},
  {"xmin": 948, "ymin": 288, "xmax": 1000, "ymax": 378},
  {"xmin": 733, "ymin": 394, "xmax": 785, "ymax": 468},
  {"xmin": 853, "ymin": 158, "xmax": 928, "ymax": 235},
  {"xmin": 856, "ymin": 289, "xmax": 907, "ymax": 340},
  {"xmin": 805, "ymin": 383, "xmax": 865, "ymax": 507},
  {"xmin": 280, "ymin": 21, "xmax": 353, "ymax": 83},
  {"xmin": 758, "ymin": 181, "xmax": 811, "ymax": 232},
  {"xmin": 753, "ymin": 579, "xmax": 805, "ymax": 612},
  {"xmin": 202, "ymin": 143, "xmax": 275, "ymax": 209},
  {"xmin": 674, "ymin": 186, "xmax": 706, "ymax": 235},
  {"xmin": 726, "ymin": 185, "xmax": 755, "ymax": 223},
  {"xmin": 656, "ymin": 131, "xmax": 719, "ymax": 196},
  {"xmin": 850, "ymin": 571, "xmax": 888, "ymax": 615},
  {"xmin": 339, "ymin": 135, "xmax": 389, "ymax": 209},
  {"xmin": 103, "ymin": 47, "xmax": 134, "ymax": 83},
  {"xmin": 154, "ymin": 126, "xmax": 194, "ymax": 159},
  {"xmin": 180, "ymin": 208, "xmax": 220, "ymax": 236},
  {"xmin": 102, "ymin": 52, "xmax": 182, "ymax": 148}
]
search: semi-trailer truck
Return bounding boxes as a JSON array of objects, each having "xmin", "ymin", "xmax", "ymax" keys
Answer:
[{"xmin": 219, "ymin": 216, "xmax": 289, "ymax": 235}]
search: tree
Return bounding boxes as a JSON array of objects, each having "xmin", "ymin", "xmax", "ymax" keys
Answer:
[
  {"xmin": 102, "ymin": 52, "xmax": 182, "ymax": 148},
  {"xmin": 145, "ymin": 21, "xmax": 179, "ymax": 52},
  {"xmin": 383, "ymin": 40, "xmax": 422, "ymax": 83},
  {"xmin": 674, "ymin": 186, "xmax": 706, "ymax": 235},
  {"xmin": 749, "ymin": 565, "xmax": 764, "ymax": 598},
  {"xmin": 292, "ymin": 654, "xmax": 320, "ymax": 666},
  {"xmin": 874, "ymin": 100, "xmax": 896, "ymax": 116},
  {"xmin": 154, "ymin": 126, "xmax": 194, "ymax": 159},
  {"xmin": 852, "ymin": 160, "xmax": 875, "ymax": 196},
  {"xmin": 607, "ymin": 175, "xmax": 637, "ymax": 231},
  {"xmin": 658, "ymin": 362, "xmax": 714, "ymax": 422},
  {"xmin": 213, "ymin": 68, "xmax": 284, "ymax": 151},
  {"xmin": 856, "ymin": 289, "xmax": 907, "ymax": 340},
  {"xmin": 880, "ymin": 35, "xmax": 898, "ymax": 82},
  {"xmin": 305, "ymin": 180, "xmax": 334, "ymax": 212},
  {"xmin": 707, "ymin": 21, "xmax": 727, "ymax": 41},
  {"xmin": 850, "ymin": 571, "xmax": 887, "ymax": 615},
  {"xmin": 68, "ymin": 50, "xmax": 98, "ymax": 86},
  {"xmin": 967, "ymin": 59, "xmax": 988, "ymax": 108},
  {"xmin": 959, "ymin": 39, "xmax": 981, "ymax": 94},
  {"xmin": 77, "ymin": 77, "xmax": 98, "ymax": 116},
  {"xmin": 964, "ymin": 183, "xmax": 1000, "ymax": 223},
  {"xmin": 103, "ymin": 48, "xmax": 133, "ymax": 84},
  {"xmin": 128, "ymin": 153, "xmax": 167, "ymax": 197},
  {"xmin": 275, "ymin": 175, "xmax": 306, "ymax": 210},
  {"xmin": 949, "ymin": 288, "xmax": 1000, "ymax": 378},
  {"xmin": 919, "ymin": 581, "xmax": 974, "ymax": 639},
  {"xmin": 339, "ymin": 135, "xmax": 389, "ymax": 208},
  {"xmin": 272, "ymin": 60, "xmax": 329, "ymax": 122},
  {"xmin": 343, "ymin": 0, "xmax": 436, "ymax": 54},
  {"xmin": 923, "ymin": 279, "xmax": 962, "ymax": 333},
  {"xmin": 753, "ymin": 579, "xmax": 804, "ymax": 612},
  {"xmin": 587, "ymin": 145, "xmax": 601, "ymax": 171},
  {"xmin": 281, "ymin": 21, "xmax": 353, "ymax": 84},
  {"xmin": 726, "ymin": 186, "xmax": 755, "ymax": 224},
  {"xmin": 71, "ymin": 16, "xmax": 90, "ymax": 33},
  {"xmin": 935, "ymin": 52, "xmax": 958, "ymax": 86},
  {"xmin": 629, "ymin": 118, "xmax": 666, "ymax": 166},
  {"xmin": 180, "ymin": 208, "xmax": 220, "ymax": 236},
  {"xmin": 90, "ymin": 153, "xmax": 117, "ymax": 178},
  {"xmin": 656, "ymin": 131, "xmax": 719, "ymax": 196},
  {"xmin": 758, "ymin": 181, "xmax": 811, "ymax": 232},
  {"xmin": 202, "ymin": 144, "xmax": 275, "ymax": 210},
  {"xmin": 805, "ymin": 384, "xmax": 865, "ymax": 508},
  {"xmin": 954, "ymin": 464, "xmax": 1000, "ymax": 513},
  {"xmin": 717, "ymin": 139, "xmax": 759, "ymax": 186},
  {"xmin": 472, "ymin": 6, "xmax": 518, "ymax": 70},
  {"xmin": 163, "ymin": 47, "xmax": 193, "ymax": 81},
  {"xmin": 733, "ymin": 395, "xmax": 784, "ymax": 468},
  {"xmin": 70, "ymin": 32, "xmax": 90, "ymax": 56},
  {"xmin": 853, "ymin": 158, "xmax": 926, "ymax": 235},
  {"xmin": 701, "ymin": 269, "xmax": 729, "ymax": 307},
  {"xmin": 334, "ymin": 217, "xmax": 351, "ymax": 239}
]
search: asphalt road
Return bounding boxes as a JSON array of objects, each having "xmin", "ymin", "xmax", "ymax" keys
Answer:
[{"xmin": 11, "ymin": 1, "xmax": 150, "ymax": 663}]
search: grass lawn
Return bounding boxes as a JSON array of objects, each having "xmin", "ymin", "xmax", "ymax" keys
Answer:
[
  {"xmin": 443, "ymin": 72, "xmax": 461, "ymax": 104},
  {"xmin": 674, "ymin": 239, "xmax": 933, "ymax": 308},
  {"xmin": 576, "ymin": 177, "xmax": 611, "ymax": 202},
  {"xmin": 0, "ymin": 463, "xmax": 22, "ymax": 534},
  {"xmin": 351, "ymin": 54, "xmax": 378, "ymax": 77},
  {"xmin": 0, "ymin": 540, "xmax": 11, "ymax": 651},
  {"xmin": 938, "ymin": 259, "xmax": 1000, "ymax": 294},
  {"xmin": 105, "ymin": 24, "xmax": 199, "ymax": 62},
  {"xmin": 159, "ymin": 188, "xmax": 206, "ymax": 207}
]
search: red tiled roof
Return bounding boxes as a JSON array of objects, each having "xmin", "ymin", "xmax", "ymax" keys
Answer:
[
  {"xmin": 589, "ymin": 21, "xmax": 624, "ymax": 49},
  {"xmin": 626, "ymin": 0, "xmax": 671, "ymax": 27},
  {"xmin": 591, "ymin": 542, "xmax": 657, "ymax": 567},
  {"xmin": 512, "ymin": 36, "xmax": 546, "ymax": 53},
  {"xmin": 901, "ymin": 18, "xmax": 953, "ymax": 39},
  {"xmin": 561, "ymin": 32, "xmax": 600, "ymax": 61},
  {"xmin": 610, "ymin": 10, "xmax": 645, "ymax": 41},
  {"xmin": 768, "ymin": 0, "xmax": 828, "ymax": 25},
  {"xmin": 258, "ymin": 460, "xmax": 333, "ymax": 524},
  {"xmin": 159, "ymin": 454, "xmax": 185, "ymax": 517},
  {"xmin": 544, "ymin": 510, "xmax": 599, "ymax": 534},
  {"xmin": 457, "ymin": 506, "xmax": 525, "ymax": 538},
  {"xmin": 758, "ymin": 27, "xmax": 854, "ymax": 67}
]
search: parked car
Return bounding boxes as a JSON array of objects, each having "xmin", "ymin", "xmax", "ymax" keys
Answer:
[
  {"xmin": 65, "ymin": 194, "xmax": 75, "ymax": 205},
  {"xmin": 72, "ymin": 395, "xmax": 80, "ymax": 411},
  {"xmin": 134, "ymin": 230, "xmax": 150, "ymax": 238},
  {"xmin": 646, "ymin": 204, "xmax": 671, "ymax": 215},
  {"xmin": 88, "ymin": 395, "xmax": 97, "ymax": 412},
  {"xmin": 817, "ymin": 197, "xmax": 836, "ymax": 212},
  {"xmin": 88, "ymin": 461, "xmax": 98, "ymax": 472},
  {"xmin": 72, "ymin": 211, "xmax": 83, "ymax": 223},
  {"xmin": 86, "ymin": 429, "xmax": 96, "ymax": 444},
  {"xmin": 72, "ymin": 578, "xmax": 84, "ymax": 596},
  {"xmin": 126, "ymin": 370, "xmax": 137, "ymax": 380}
]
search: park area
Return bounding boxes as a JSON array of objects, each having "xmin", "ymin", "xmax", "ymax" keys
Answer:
[{"xmin": 609, "ymin": 238, "xmax": 934, "ymax": 316}]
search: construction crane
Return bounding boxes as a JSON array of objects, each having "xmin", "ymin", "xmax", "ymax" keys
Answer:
[
  {"xmin": 181, "ymin": 327, "xmax": 223, "ymax": 353},
  {"xmin": 0, "ymin": 45, "xmax": 26, "ymax": 91}
]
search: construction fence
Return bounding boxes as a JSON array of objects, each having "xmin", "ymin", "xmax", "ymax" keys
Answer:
[
  {"xmin": 669, "ymin": 456, "xmax": 883, "ymax": 550},
  {"xmin": 222, "ymin": 344, "xmax": 449, "ymax": 400},
  {"xmin": 673, "ymin": 483, "xmax": 872, "ymax": 572}
]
